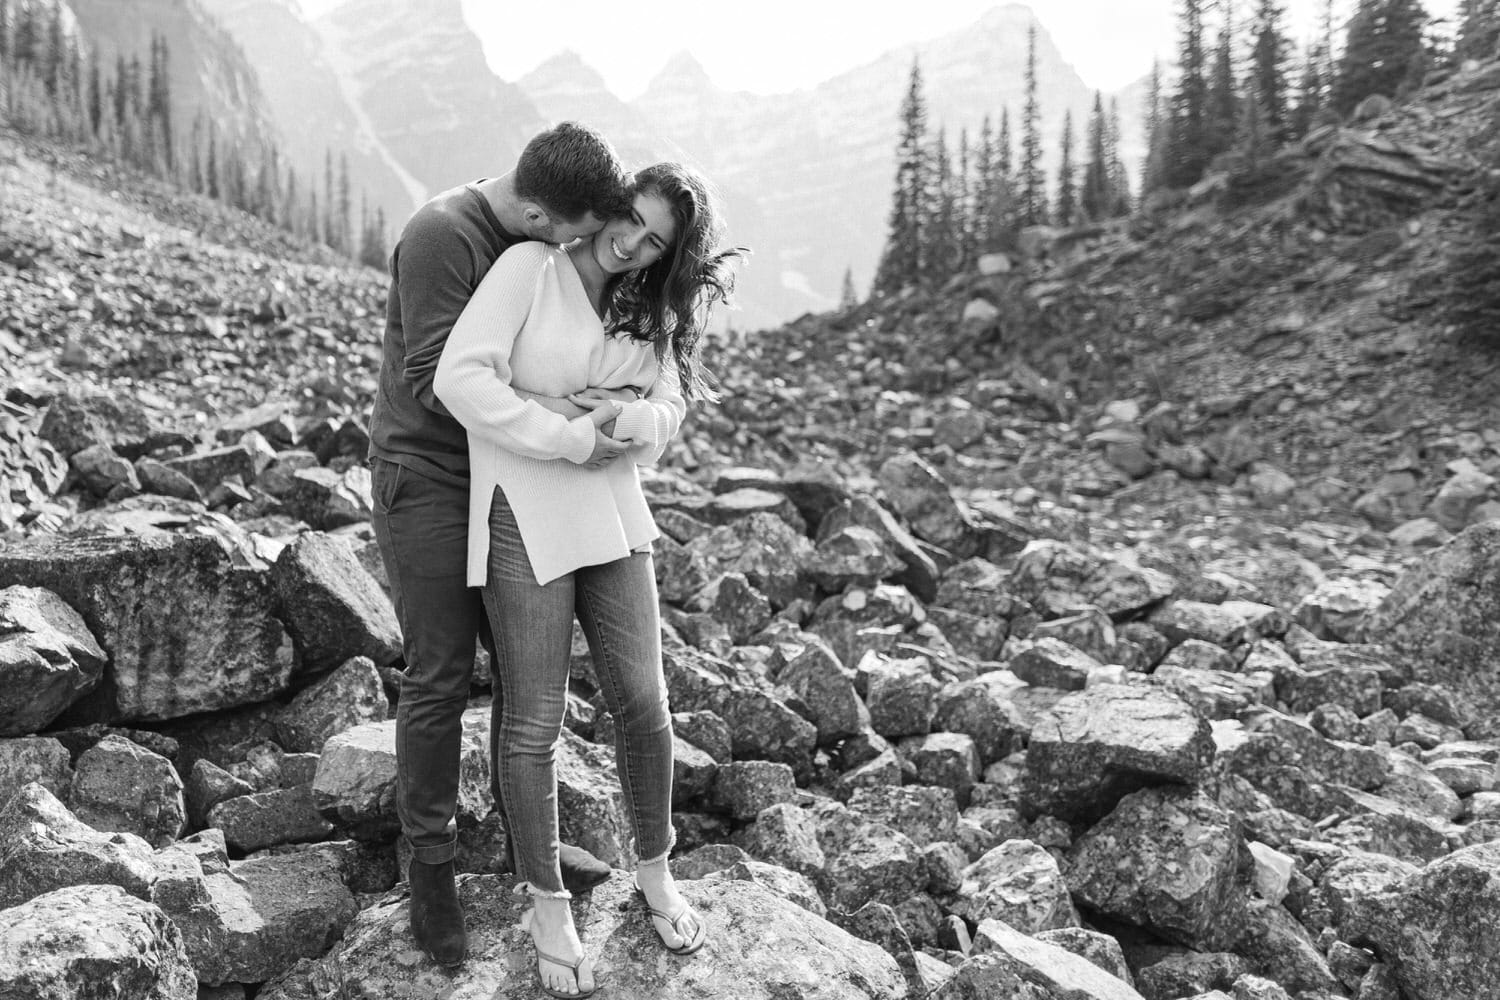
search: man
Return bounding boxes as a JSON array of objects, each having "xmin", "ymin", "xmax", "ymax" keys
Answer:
[{"xmin": 368, "ymin": 121, "xmax": 632, "ymax": 968}]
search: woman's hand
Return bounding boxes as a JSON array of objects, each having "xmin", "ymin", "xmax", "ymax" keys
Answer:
[
  {"xmin": 573, "ymin": 393, "xmax": 626, "ymax": 440},
  {"xmin": 580, "ymin": 402, "xmax": 627, "ymax": 468}
]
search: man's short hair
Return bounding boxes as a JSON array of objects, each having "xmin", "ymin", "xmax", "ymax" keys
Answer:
[{"xmin": 514, "ymin": 122, "xmax": 631, "ymax": 223}]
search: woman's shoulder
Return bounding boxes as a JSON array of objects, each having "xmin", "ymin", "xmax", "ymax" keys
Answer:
[{"xmin": 497, "ymin": 240, "xmax": 561, "ymax": 267}]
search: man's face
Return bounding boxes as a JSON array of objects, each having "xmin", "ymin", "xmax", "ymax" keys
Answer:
[{"xmin": 524, "ymin": 209, "xmax": 607, "ymax": 245}]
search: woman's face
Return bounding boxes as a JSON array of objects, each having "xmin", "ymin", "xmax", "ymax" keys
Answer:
[{"xmin": 593, "ymin": 192, "xmax": 678, "ymax": 275}]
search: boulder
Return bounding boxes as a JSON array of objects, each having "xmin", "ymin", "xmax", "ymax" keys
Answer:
[
  {"xmin": 964, "ymin": 919, "xmax": 1145, "ymax": 999},
  {"xmin": 1361, "ymin": 522, "xmax": 1500, "ymax": 726},
  {"xmin": 953, "ymin": 839, "xmax": 1079, "ymax": 931},
  {"xmin": 0, "ymin": 781, "xmax": 159, "ymax": 908},
  {"xmin": 0, "ymin": 735, "xmax": 72, "ymax": 803},
  {"xmin": 0, "ymin": 884, "xmax": 195, "ymax": 1000},
  {"xmin": 276, "ymin": 655, "xmax": 390, "ymax": 753},
  {"xmin": 1010, "ymin": 539, "xmax": 1176, "ymax": 618},
  {"xmin": 268, "ymin": 534, "xmax": 401, "ymax": 677},
  {"xmin": 0, "ymin": 585, "xmax": 107, "ymax": 736},
  {"xmin": 1068, "ymin": 787, "xmax": 1243, "ymax": 950},
  {"xmin": 1023, "ymin": 686, "xmax": 1215, "ymax": 824},
  {"xmin": 0, "ymin": 531, "xmax": 295, "ymax": 721},
  {"xmin": 69, "ymin": 734, "xmax": 187, "ymax": 848},
  {"xmin": 259, "ymin": 872, "xmax": 906, "ymax": 1000},
  {"xmin": 1373, "ymin": 841, "xmax": 1500, "ymax": 1000}
]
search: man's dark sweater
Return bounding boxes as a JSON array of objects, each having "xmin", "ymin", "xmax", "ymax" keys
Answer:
[{"xmin": 368, "ymin": 181, "xmax": 525, "ymax": 485}]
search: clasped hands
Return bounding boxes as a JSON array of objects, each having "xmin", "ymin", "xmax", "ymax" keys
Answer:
[{"xmin": 570, "ymin": 386, "xmax": 639, "ymax": 470}]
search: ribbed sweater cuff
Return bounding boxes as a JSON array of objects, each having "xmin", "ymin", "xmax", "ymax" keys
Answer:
[
  {"xmin": 610, "ymin": 401, "xmax": 655, "ymax": 444},
  {"xmin": 560, "ymin": 417, "xmax": 598, "ymax": 464}
]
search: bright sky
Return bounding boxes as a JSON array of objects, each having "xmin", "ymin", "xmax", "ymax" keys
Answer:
[{"xmin": 301, "ymin": 0, "xmax": 1461, "ymax": 97}]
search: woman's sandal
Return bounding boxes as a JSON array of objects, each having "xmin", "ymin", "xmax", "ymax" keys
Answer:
[
  {"xmin": 634, "ymin": 886, "xmax": 707, "ymax": 956},
  {"xmin": 517, "ymin": 890, "xmax": 596, "ymax": 999}
]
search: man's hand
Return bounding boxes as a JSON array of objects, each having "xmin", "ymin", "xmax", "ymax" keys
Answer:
[{"xmin": 581, "ymin": 402, "xmax": 627, "ymax": 468}]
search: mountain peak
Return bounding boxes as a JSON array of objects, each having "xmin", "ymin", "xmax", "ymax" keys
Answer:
[
  {"xmin": 652, "ymin": 49, "xmax": 711, "ymax": 85},
  {"xmin": 520, "ymin": 49, "xmax": 609, "ymax": 92}
]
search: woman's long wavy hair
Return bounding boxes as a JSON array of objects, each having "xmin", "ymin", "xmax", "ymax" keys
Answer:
[{"xmin": 603, "ymin": 163, "xmax": 748, "ymax": 402}]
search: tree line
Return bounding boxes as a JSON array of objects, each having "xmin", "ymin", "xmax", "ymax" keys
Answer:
[
  {"xmin": 872, "ymin": 0, "xmax": 1500, "ymax": 303},
  {"xmin": 0, "ymin": 0, "xmax": 390, "ymax": 269}
]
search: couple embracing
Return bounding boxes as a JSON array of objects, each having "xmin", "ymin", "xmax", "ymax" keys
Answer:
[{"xmin": 367, "ymin": 122, "xmax": 744, "ymax": 997}]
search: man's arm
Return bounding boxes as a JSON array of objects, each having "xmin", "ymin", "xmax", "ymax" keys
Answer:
[{"xmin": 393, "ymin": 215, "xmax": 488, "ymax": 416}]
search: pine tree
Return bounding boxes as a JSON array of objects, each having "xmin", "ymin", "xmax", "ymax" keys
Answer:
[
  {"xmin": 1249, "ymin": 0, "xmax": 1290, "ymax": 141},
  {"xmin": 12, "ymin": 0, "xmax": 35, "ymax": 67},
  {"xmin": 206, "ymin": 124, "xmax": 220, "ymax": 200},
  {"xmin": 1456, "ymin": 0, "xmax": 1500, "ymax": 60},
  {"xmin": 973, "ymin": 116, "xmax": 996, "ymax": 250},
  {"xmin": 147, "ymin": 34, "xmax": 173, "ymax": 172},
  {"xmin": 1445, "ymin": 157, "xmax": 1500, "ymax": 340},
  {"xmin": 1142, "ymin": 60, "xmax": 1169, "ymax": 199},
  {"xmin": 42, "ymin": 2, "xmax": 63, "ymax": 95},
  {"xmin": 839, "ymin": 267, "xmax": 858, "ymax": 310},
  {"xmin": 998, "ymin": 106, "xmax": 1012, "ymax": 178},
  {"xmin": 956, "ymin": 127, "xmax": 977, "ymax": 272},
  {"xmin": 922, "ymin": 126, "xmax": 959, "ymax": 287},
  {"xmin": 1082, "ymin": 92, "xmax": 1110, "ymax": 221},
  {"xmin": 873, "ymin": 58, "xmax": 928, "ymax": 297},
  {"xmin": 188, "ymin": 116, "xmax": 203, "ymax": 192},
  {"xmin": 1205, "ymin": 1, "xmax": 1241, "ymax": 164},
  {"xmin": 1020, "ymin": 22, "xmax": 1047, "ymax": 226},
  {"xmin": 1333, "ymin": 0, "xmax": 1431, "ymax": 116},
  {"xmin": 322, "ymin": 149, "xmax": 336, "ymax": 250},
  {"xmin": 0, "ymin": 0, "xmax": 11, "ymax": 68},
  {"xmin": 337, "ymin": 153, "xmax": 352, "ymax": 255},
  {"xmin": 112, "ymin": 54, "xmax": 128, "ymax": 125},
  {"xmin": 1055, "ymin": 110, "xmax": 1077, "ymax": 227},
  {"xmin": 1106, "ymin": 98, "xmax": 1132, "ymax": 216},
  {"xmin": 283, "ymin": 165, "xmax": 301, "ymax": 236},
  {"xmin": 86, "ymin": 51, "xmax": 101, "ymax": 136},
  {"xmin": 1168, "ymin": 0, "xmax": 1212, "ymax": 187},
  {"xmin": 1289, "ymin": 43, "xmax": 1325, "ymax": 137}
]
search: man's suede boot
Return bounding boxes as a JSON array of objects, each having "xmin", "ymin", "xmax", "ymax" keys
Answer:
[{"xmin": 409, "ymin": 858, "xmax": 467, "ymax": 967}]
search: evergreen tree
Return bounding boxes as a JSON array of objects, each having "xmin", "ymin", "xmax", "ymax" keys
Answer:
[
  {"xmin": 1168, "ymin": 0, "xmax": 1212, "ymax": 187},
  {"xmin": 1142, "ymin": 59, "xmax": 1169, "ymax": 199},
  {"xmin": 1020, "ymin": 22, "xmax": 1047, "ymax": 226},
  {"xmin": 322, "ymin": 149, "xmax": 336, "ymax": 250},
  {"xmin": 838, "ymin": 266, "xmax": 858, "ymax": 310},
  {"xmin": 956, "ymin": 127, "xmax": 977, "ymax": 271},
  {"xmin": 42, "ymin": 1, "xmax": 63, "ymax": 95},
  {"xmin": 1106, "ymin": 98, "xmax": 1132, "ymax": 215},
  {"xmin": 998, "ymin": 106, "xmax": 1012, "ymax": 178},
  {"xmin": 1205, "ymin": 0, "xmax": 1241, "ymax": 163},
  {"xmin": 337, "ymin": 153, "xmax": 352, "ymax": 255},
  {"xmin": 308, "ymin": 187, "xmax": 321, "ymax": 245},
  {"xmin": 283, "ymin": 165, "xmax": 301, "ymax": 236},
  {"xmin": 112, "ymin": 54, "xmax": 128, "ymax": 125},
  {"xmin": 923, "ymin": 126, "xmax": 959, "ymax": 286},
  {"xmin": 973, "ymin": 116, "xmax": 996, "ymax": 250},
  {"xmin": 1249, "ymin": 0, "xmax": 1291, "ymax": 141},
  {"xmin": 1445, "ymin": 157, "xmax": 1500, "ymax": 341},
  {"xmin": 12, "ymin": 0, "xmax": 35, "ymax": 67},
  {"xmin": 86, "ymin": 51, "xmax": 101, "ymax": 136},
  {"xmin": 188, "ymin": 115, "xmax": 203, "ymax": 192},
  {"xmin": 1456, "ymin": 0, "xmax": 1500, "ymax": 60},
  {"xmin": 873, "ymin": 58, "xmax": 928, "ymax": 296},
  {"xmin": 147, "ymin": 34, "xmax": 173, "ymax": 172},
  {"xmin": 1289, "ymin": 43, "xmax": 1326, "ymax": 137},
  {"xmin": 206, "ymin": 123, "xmax": 219, "ymax": 200},
  {"xmin": 0, "ymin": 0, "xmax": 11, "ymax": 68},
  {"xmin": 1333, "ymin": 0, "xmax": 1430, "ymax": 116},
  {"xmin": 1055, "ymin": 110, "xmax": 1077, "ymax": 226},
  {"xmin": 1082, "ymin": 92, "xmax": 1110, "ymax": 221}
]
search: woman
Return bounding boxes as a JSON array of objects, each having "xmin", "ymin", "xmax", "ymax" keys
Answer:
[{"xmin": 434, "ymin": 162, "xmax": 743, "ymax": 998}]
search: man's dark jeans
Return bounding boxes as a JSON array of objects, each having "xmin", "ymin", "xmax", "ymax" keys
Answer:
[{"xmin": 370, "ymin": 456, "xmax": 498, "ymax": 864}]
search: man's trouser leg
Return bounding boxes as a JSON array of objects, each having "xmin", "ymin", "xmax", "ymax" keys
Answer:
[{"xmin": 370, "ymin": 457, "xmax": 485, "ymax": 863}]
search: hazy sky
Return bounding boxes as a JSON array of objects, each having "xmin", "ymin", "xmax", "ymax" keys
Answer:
[{"xmin": 301, "ymin": 0, "xmax": 1461, "ymax": 97}]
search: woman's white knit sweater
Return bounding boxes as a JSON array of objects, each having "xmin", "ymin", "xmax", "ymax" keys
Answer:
[{"xmin": 433, "ymin": 241, "xmax": 686, "ymax": 586}]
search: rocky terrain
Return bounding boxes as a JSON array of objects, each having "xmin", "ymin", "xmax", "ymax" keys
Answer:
[{"xmin": 4, "ymin": 55, "xmax": 1500, "ymax": 1000}]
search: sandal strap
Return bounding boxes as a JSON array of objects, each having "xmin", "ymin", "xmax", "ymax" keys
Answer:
[{"xmin": 536, "ymin": 947, "xmax": 585, "ymax": 973}]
